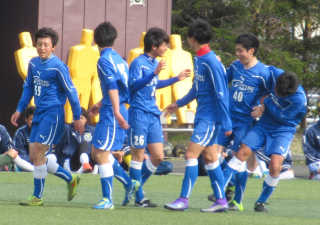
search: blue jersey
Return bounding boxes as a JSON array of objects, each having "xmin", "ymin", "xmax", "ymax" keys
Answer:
[
  {"xmin": 227, "ymin": 60, "xmax": 272, "ymax": 125},
  {"xmin": 97, "ymin": 48, "xmax": 129, "ymax": 106},
  {"xmin": 17, "ymin": 55, "xmax": 81, "ymax": 120},
  {"xmin": 177, "ymin": 50, "xmax": 232, "ymax": 131},
  {"xmin": 259, "ymin": 70, "xmax": 307, "ymax": 133},
  {"xmin": 0, "ymin": 125, "xmax": 12, "ymax": 154},
  {"xmin": 303, "ymin": 121, "xmax": 320, "ymax": 165},
  {"xmin": 12, "ymin": 125, "xmax": 31, "ymax": 162},
  {"xmin": 55, "ymin": 123, "xmax": 95, "ymax": 166},
  {"xmin": 129, "ymin": 53, "xmax": 160, "ymax": 115}
]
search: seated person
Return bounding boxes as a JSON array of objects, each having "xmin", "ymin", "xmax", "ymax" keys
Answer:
[
  {"xmin": 55, "ymin": 108, "xmax": 95, "ymax": 173},
  {"xmin": 0, "ymin": 106, "xmax": 56, "ymax": 172},
  {"xmin": 255, "ymin": 147, "xmax": 294, "ymax": 180},
  {"xmin": 119, "ymin": 144, "xmax": 173, "ymax": 175},
  {"xmin": 303, "ymin": 117, "xmax": 320, "ymax": 180}
]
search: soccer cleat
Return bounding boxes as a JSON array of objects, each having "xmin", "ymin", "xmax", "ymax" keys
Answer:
[
  {"xmin": 82, "ymin": 163, "xmax": 92, "ymax": 173},
  {"xmin": 135, "ymin": 198, "xmax": 158, "ymax": 208},
  {"xmin": 208, "ymin": 187, "xmax": 235, "ymax": 202},
  {"xmin": 19, "ymin": 196, "xmax": 43, "ymax": 206},
  {"xmin": 92, "ymin": 198, "xmax": 114, "ymax": 210},
  {"xmin": 201, "ymin": 202, "xmax": 228, "ymax": 213},
  {"xmin": 67, "ymin": 174, "xmax": 81, "ymax": 201},
  {"xmin": 228, "ymin": 200, "xmax": 244, "ymax": 211},
  {"xmin": 262, "ymin": 171, "xmax": 269, "ymax": 178},
  {"xmin": 254, "ymin": 202, "xmax": 269, "ymax": 212},
  {"xmin": 122, "ymin": 180, "xmax": 141, "ymax": 206},
  {"xmin": 164, "ymin": 197, "xmax": 188, "ymax": 211}
]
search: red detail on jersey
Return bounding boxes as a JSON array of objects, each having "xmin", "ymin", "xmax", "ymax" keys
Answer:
[{"xmin": 196, "ymin": 44, "xmax": 210, "ymax": 57}]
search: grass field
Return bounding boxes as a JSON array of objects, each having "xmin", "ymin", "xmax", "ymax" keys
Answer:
[{"xmin": 0, "ymin": 173, "xmax": 319, "ymax": 225}]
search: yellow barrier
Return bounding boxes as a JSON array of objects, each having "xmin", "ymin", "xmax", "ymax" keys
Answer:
[
  {"xmin": 127, "ymin": 32, "xmax": 145, "ymax": 66},
  {"xmin": 14, "ymin": 32, "xmax": 37, "ymax": 106},
  {"xmin": 169, "ymin": 35, "xmax": 196, "ymax": 125},
  {"xmin": 65, "ymin": 29, "xmax": 101, "ymax": 123}
]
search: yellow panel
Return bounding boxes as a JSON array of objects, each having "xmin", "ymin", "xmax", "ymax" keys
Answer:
[
  {"xmin": 155, "ymin": 48, "xmax": 173, "ymax": 124},
  {"xmin": 65, "ymin": 29, "xmax": 101, "ymax": 123},
  {"xmin": 169, "ymin": 35, "xmax": 196, "ymax": 125},
  {"xmin": 127, "ymin": 32, "xmax": 145, "ymax": 66},
  {"xmin": 14, "ymin": 32, "xmax": 37, "ymax": 106}
]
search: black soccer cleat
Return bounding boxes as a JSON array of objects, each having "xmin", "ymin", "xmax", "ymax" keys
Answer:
[
  {"xmin": 254, "ymin": 202, "xmax": 269, "ymax": 212},
  {"xmin": 135, "ymin": 198, "xmax": 158, "ymax": 207},
  {"xmin": 208, "ymin": 188, "xmax": 235, "ymax": 202}
]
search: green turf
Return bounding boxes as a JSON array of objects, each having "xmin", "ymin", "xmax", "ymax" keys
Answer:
[{"xmin": 0, "ymin": 173, "xmax": 319, "ymax": 225}]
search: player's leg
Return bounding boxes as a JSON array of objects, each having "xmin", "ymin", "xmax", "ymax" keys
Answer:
[
  {"xmin": 154, "ymin": 161, "xmax": 173, "ymax": 175},
  {"xmin": 11, "ymin": 148, "xmax": 34, "ymax": 172},
  {"xmin": 91, "ymin": 146, "xmax": 114, "ymax": 209},
  {"xmin": 254, "ymin": 135, "xmax": 291, "ymax": 212},
  {"xmin": 201, "ymin": 144, "xmax": 229, "ymax": 213},
  {"xmin": 255, "ymin": 149, "xmax": 269, "ymax": 177},
  {"xmin": 69, "ymin": 141, "xmax": 92, "ymax": 173},
  {"xmin": 164, "ymin": 141, "xmax": 205, "ymax": 211}
]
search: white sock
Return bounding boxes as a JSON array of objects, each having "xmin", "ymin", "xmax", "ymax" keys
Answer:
[
  {"xmin": 80, "ymin": 153, "xmax": 89, "ymax": 164},
  {"xmin": 13, "ymin": 155, "xmax": 34, "ymax": 172}
]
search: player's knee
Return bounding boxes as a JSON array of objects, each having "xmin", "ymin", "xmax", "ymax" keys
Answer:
[
  {"xmin": 236, "ymin": 145, "xmax": 252, "ymax": 161},
  {"xmin": 269, "ymin": 161, "xmax": 282, "ymax": 174}
]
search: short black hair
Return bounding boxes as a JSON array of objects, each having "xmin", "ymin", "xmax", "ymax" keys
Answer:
[
  {"xmin": 94, "ymin": 22, "xmax": 117, "ymax": 48},
  {"xmin": 81, "ymin": 107, "xmax": 88, "ymax": 120},
  {"xmin": 35, "ymin": 27, "xmax": 59, "ymax": 47},
  {"xmin": 275, "ymin": 72, "xmax": 300, "ymax": 97},
  {"xmin": 235, "ymin": 33, "xmax": 260, "ymax": 56},
  {"xmin": 24, "ymin": 106, "xmax": 36, "ymax": 119},
  {"xmin": 144, "ymin": 27, "xmax": 169, "ymax": 52},
  {"xmin": 188, "ymin": 19, "xmax": 212, "ymax": 45}
]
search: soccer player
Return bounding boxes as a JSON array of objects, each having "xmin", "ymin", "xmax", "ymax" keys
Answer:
[
  {"xmin": 88, "ymin": 22, "xmax": 140, "ymax": 210},
  {"xmin": 222, "ymin": 71, "xmax": 306, "ymax": 212},
  {"xmin": 208, "ymin": 33, "xmax": 272, "ymax": 211},
  {"xmin": 0, "ymin": 124, "xmax": 14, "ymax": 171},
  {"xmin": 303, "ymin": 114, "xmax": 320, "ymax": 180},
  {"xmin": 55, "ymin": 108, "xmax": 95, "ymax": 173},
  {"xmin": 127, "ymin": 27, "xmax": 191, "ymax": 207},
  {"xmin": 163, "ymin": 19, "xmax": 232, "ymax": 212},
  {"xmin": 11, "ymin": 27, "xmax": 84, "ymax": 206}
]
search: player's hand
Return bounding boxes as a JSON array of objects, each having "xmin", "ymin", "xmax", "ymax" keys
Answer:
[
  {"xmin": 225, "ymin": 131, "xmax": 232, "ymax": 136},
  {"xmin": 222, "ymin": 152, "xmax": 228, "ymax": 158},
  {"xmin": 88, "ymin": 102, "xmax": 102, "ymax": 117},
  {"xmin": 162, "ymin": 103, "xmax": 179, "ymax": 118},
  {"xmin": 154, "ymin": 60, "xmax": 167, "ymax": 75},
  {"xmin": 177, "ymin": 69, "xmax": 192, "ymax": 81},
  {"xmin": 251, "ymin": 105, "xmax": 265, "ymax": 119},
  {"xmin": 74, "ymin": 119, "xmax": 84, "ymax": 135},
  {"xmin": 11, "ymin": 111, "xmax": 21, "ymax": 127},
  {"xmin": 115, "ymin": 112, "xmax": 130, "ymax": 130},
  {"xmin": 260, "ymin": 95, "xmax": 269, "ymax": 105}
]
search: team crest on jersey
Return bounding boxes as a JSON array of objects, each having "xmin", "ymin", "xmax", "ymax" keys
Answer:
[{"xmin": 84, "ymin": 132, "xmax": 92, "ymax": 141}]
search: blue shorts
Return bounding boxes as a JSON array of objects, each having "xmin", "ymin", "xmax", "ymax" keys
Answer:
[
  {"xmin": 30, "ymin": 106, "xmax": 65, "ymax": 145},
  {"xmin": 92, "ymin": 104, "xmax": 128, "ymax": 151},
  {"xmin": 127, "ymin": 108, "xmax": 163, "ymax": 148},
  {"xmin": 191, "ymin": 119, "xmax": 220, "ymax": 147},
  {"xmin": 256, "ymin": 147, "xmax": 293, "ymax": 172},
  {"xmin": 242, "ymin": 124, "xmax": 293, "ymax": 157},
  {"xmin": 217, "ymin": 123, "xmax": 252, "ymax": 152}
]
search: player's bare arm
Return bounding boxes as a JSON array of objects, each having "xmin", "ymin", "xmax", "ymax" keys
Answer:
[{"xmin": 109, "ymin": 89, "xmax": 129, "ymax": 130}]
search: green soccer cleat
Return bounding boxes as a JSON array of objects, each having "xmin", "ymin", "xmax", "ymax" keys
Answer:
[
  {"xmin": 228, "ymin": 200, "xmax": 244, "ymax": 211},
  {"xmin": 19, "ymin": 196, "xmax": 43, "ymax": 206},
  {"xmin": 67, "ymin": 174, "xmax": 81, "ymax": 201}
]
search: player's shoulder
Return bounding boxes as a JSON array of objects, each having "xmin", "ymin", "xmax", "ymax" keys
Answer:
[
  {"xmin": 14, "ymin": 125, "xmax": 28, "ymax": 136},
  {"xmin": 255, "ymin": 61, "xmax": 270, "ymax": 76},
  {"xmin": 304, "ymin": 120, "xmax": 320, "ymax": 134},
  {"xmin": 266, "ymin": 65, "xmax": 284, "ymax": 78},
  {"xmin": 29, "ymin": 57, "xmax": 40, "ymax": 67},
  {"xmin": 0, "ymin": 125, "xmax": 9, "ymax": 136}
]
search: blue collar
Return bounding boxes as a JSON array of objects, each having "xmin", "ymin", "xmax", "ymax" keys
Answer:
[
  {"xmin": 143, "ymin": 52, "xmax": 156, "ymax": 63},
  {"xmin": 40, "ymin": 54, "xmax": 55, "ymax": 64},
  {"xmin": 100, "ymin": 47, "xmax": 113, "ymax": 55}
]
